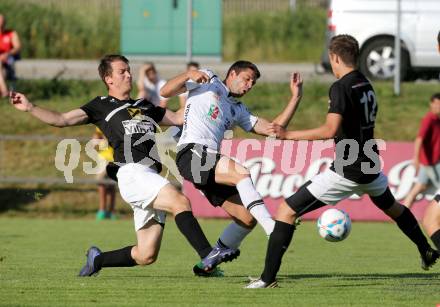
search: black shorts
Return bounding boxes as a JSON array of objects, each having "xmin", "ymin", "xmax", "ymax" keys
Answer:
[
  {"xmin": 176, "ymin": 143, "xmax": 239, "ymax": 207},
  {"xmin": 285, "ymin": 181, "xmax": 327, "ymax": 216}
]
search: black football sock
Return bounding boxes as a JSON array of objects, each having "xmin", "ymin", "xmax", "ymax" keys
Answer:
[
  {"xmin": 175, "ymin": 211, "xmax": 212, "ymax": 258},
  {"xmin": 94, "ymin": 246, "xmax": 136, "ymax": 269},
  {"xmin": 430, "ymin": 229, "xmax": 440, "ymax": 251},
  {"xmin": 260, "ymin": 220, "xmax": 296, "ymax": 284},
  {"xmin": 394, "ymin": 207, "xmax": 431, "ymax": 254}
]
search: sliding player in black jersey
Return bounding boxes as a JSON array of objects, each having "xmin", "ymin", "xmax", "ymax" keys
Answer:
[
  {"xmin": 246, "ymin": 35, "xmax": 438, "ymax": 288},
  {"xmin": 9, "ymin": 55, "xmax": 233, "ymax": 277}
]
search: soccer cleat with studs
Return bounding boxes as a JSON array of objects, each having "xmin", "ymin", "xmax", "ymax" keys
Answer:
[
  {"xmin": 420, "ymin": 247, "xmax": 439, "ymax": 271},
  {"xmin": 193, "ymin": 261, "xmax": 225, "ymax": 277},
  {"xmin": 201, "ymin": 246, "xmax": 240, "ymax": 270},
  {"xmin": 78, "ymin": 246, "xmax": 102, "ymax": 277},
  {"xmin": 245, "ymin": 277, "xmax": 278, "ymax": 289}
]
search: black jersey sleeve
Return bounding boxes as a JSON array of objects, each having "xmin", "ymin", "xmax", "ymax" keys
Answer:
[
  {"xmin": 148, "ymin": 106, "xmax": 166, "ymax": 124},
  {"xmin": 328, "ymin": 82, "xmax": 347, "ymax": 115},
  {"xmin": 80, "ymin": 97, "xmax": 102, "ymax": 124}
]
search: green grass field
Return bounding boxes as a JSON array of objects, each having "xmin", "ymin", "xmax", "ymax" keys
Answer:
[{"xmin": 1, "ymin": 218, "xmax": 439, "ymax": 306}]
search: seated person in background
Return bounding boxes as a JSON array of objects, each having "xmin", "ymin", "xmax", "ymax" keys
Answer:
[
  {"xmin": 178, "ymin": 61, "xmax": 200, "ymax": 109},
  {"xmin": 136, "ymin": 62, "xmax": 169, "ymax": 107},
  {"xmin": 93, "ymin": 127, "xmax": 116, "ymax": 220},
  {"xmin": 0, "ymin": 14, "xmax": 21, "ymax": 97}
]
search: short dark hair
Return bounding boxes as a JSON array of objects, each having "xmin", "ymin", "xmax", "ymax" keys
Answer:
[
  {"xmin": 226, "ymin": 60, "xmax": 261, "ymax": 80},
  {"xmin": 431, "ymin": 93, "xmax": 440, "ymax": 102},
  {"xmin": 437, "ymin": 31, "xmax": 440, "ymax": 45},
  {"xmin": 98, "ymin": 54, "xmax": 129, "ymax": 86},
  {"xmin": 187, "ymin": 61, "xmax": 200, "ymax": 69},
  {"xmin": 329, "ymin": 34, "xmax": 360, "ymax": 67}
]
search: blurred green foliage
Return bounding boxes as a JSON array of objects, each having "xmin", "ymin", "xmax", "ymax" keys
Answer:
[
  {"xmin": 1, "ymin": 0, "xmax": 325, "ymax": 62},
  {"xmin": 223, "ymin": 9, "xmax": 327, "ymax": 62},
  {"xmin": 0, "ymin": 0, "xmax": 119, "ymax": 59}
]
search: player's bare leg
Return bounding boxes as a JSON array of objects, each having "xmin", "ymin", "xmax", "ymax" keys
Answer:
[
  {"xmin": 215, "ymin": 156, "xmax": 274, "ymax": 235},
  {"xmin": 422, "ymin": 197, "xmax": 440, "ymax": 254},
  {"xmin": 371, "ymin": 190, "xmax": 439, "ymax": 270},
  {"xmin": 131, "ymin": 219, "xmax": 164, "ymax": 265},
  {"xmin": 403, "ymin": 183, "xmax": 428, "ymax": 208},
  {"xmin": 96, "ymin": 184, "xmax": 107, "ymax": 220},
  {"xmin": 423, "ymin": 200, "xmax": 440, "ymax": 237},
  {"xmin": 0, "ymin": 70, "xmax": 8, "ymax": 97},
  {"xmin": 152, "ymin": 183, "xmax": 213, "ymax": 260},
  {"xmin": 193, "ymin": 195, "xmax": 256, "ymax": 277},
  {"xmin": 79, "ymin": 184, "xmax": 214, "ymax": 277},
  {"xmin": 246, "ymin": 201, "xmax": 298, "ymax": 288},
  {"xmin": 215, "ymin": 194, "xmax": 256, "ymax": 251}
]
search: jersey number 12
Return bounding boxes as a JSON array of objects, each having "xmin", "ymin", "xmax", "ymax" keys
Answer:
[{"xmin": 360, "ymin": 90, "xmax": 377, "ymax": 125}]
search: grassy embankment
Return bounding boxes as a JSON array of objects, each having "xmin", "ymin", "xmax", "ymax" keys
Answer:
[{"xmin": 2, "ymin": 0, "xmax": 325, "ymax": 62}]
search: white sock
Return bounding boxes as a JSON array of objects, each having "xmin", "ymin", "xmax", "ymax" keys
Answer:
[
  {"xmin": 236, "ymin": 177, "xmax": 275, "ymax": 235},
  {"xmin": 216, "ymin": 222, "xmax": 252, "ymax": 249}
]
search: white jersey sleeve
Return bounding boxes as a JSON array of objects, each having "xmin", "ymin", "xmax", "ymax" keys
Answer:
[
  {"xmin": 235, "ymin": 103, "xmax": 258, "ymax": 132},
  {"xmin": 157, "ymin": 79, "xmax": 168, "ymax": 101},
  {"xmin": 185, "ymin": 69, "xmax": 216, "ymax": 91}
]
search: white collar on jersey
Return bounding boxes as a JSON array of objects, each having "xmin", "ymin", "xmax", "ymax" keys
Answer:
[
  {"xmin": 202, "ymin": 68, "xmax": 240, "ymax": 104},
  {"xmin": 216, "ymin": 77, "xmax": 240, "ymax": 104}
]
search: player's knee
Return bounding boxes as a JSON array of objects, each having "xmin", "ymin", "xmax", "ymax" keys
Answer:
[
  {"xmin": 136, "ymin": 253, "xmax": 158, "ymax": 266},
  {"xmin": 231, "ymin": 166, "xmax": 250, "ymax": 183},
  {"xmin": 172, "ymin": 194, "xmax": 191, "ymax": 215},
  {"xmin": 276, "ymin": 201, "xmax": 297, "ymax": 224},
  {"xmin": 370, "ymin": 188, "xmax": 395, "ymax": 211},
  {"xmin": 239, "ymin": 216, "xmax": 257, "ymax": 229},
  {"xmin": 382, "ymin": 201, "xmax": 404, "ymax": 219}
]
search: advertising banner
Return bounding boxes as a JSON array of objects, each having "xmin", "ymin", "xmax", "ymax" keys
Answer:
[{"xmin": 184, "ymin": 140, "xmax": 437, "ymax": 221}]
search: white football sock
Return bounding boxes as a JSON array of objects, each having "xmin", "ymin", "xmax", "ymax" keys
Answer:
[
  {"xmin": 216, "ymin": 222, "xmax": 252, "ymax": 249},
  {"xmin": 236, "ymin": 177, "xmax": 275, "ymax": 235}
]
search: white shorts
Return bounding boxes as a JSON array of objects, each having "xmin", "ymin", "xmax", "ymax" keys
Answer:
[
  {"xmin": 117, "ymin": 163, "xmax": 168, "ymax": 231},
  {"xmin": 307, "ymin": 170, "xmax": 389, "ymax": 205},
  {"xmin": 417, "ymin": 163, "xmax": 440, "ymax": 188}
]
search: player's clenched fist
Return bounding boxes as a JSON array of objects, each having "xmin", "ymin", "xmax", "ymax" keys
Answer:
[
  {"xmin": 187, "ymin": 70, "xmax": 210, "ymax": 84},
  {"xmin": 290, "ymin": 72, "xmax": 303, "ymax": 100},
  {"xmin": 267, "ymin": 123, "xmax": 287, "ymax": 139},
  {"xmin": 9, "ymin": 91, "xmax": 34, "ymax": 112}
]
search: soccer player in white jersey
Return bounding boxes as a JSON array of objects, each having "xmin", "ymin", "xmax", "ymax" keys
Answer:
[{"xmin": 161, "ymin": 61, "xmax": 303, "ymax": 275}]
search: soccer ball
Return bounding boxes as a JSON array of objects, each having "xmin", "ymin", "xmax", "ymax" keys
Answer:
[{"xmin": 317, "ymin": 208, "xmax": 351, "ymax": 242}]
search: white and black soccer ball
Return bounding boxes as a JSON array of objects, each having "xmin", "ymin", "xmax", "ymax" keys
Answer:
[{"xmin": 317, "ymin": 208, "xmax": 351, "ymax": 242}]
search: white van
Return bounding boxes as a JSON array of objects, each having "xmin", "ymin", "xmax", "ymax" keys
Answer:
[{"xmin": 321, "ymin": 0, "xmax": 440, "ymax": 80}]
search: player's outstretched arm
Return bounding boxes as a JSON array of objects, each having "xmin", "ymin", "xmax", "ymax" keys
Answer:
[
  {"xmin": 271, "ymin": 72, "xmax": 303, "ymax": 128},
  {"xmin": 9, "ymin": 91, "xmax": 89, "ymax": 127},
  {"xmin": 250, "ymin": 73, "xmax": 303, "ymax": 137},
  {"xmin": 269, "ymin": 113, "xmax": 343, "ymax": 141},
  {"xmin": 412, "ymin": 136, "xmax": 423, "ymax": 171},
  {"xmin": 160, "ymin": 108, "xmax": 185, "ymax": 126},
  {"xmin": 160, "ymin": 70, "xmax": 210, "ymax": 98}
]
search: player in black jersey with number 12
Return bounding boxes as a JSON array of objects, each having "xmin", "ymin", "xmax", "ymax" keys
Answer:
[
  {"xmin": 9, "ymin": 55, "xmax": 230, "ymax": 277},
  {"xmin": 246, "ymin": 35, "xmax": 439, "ymax": 288}
]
